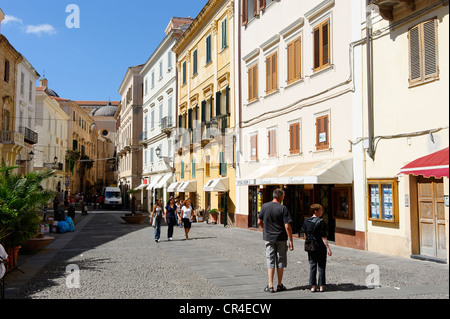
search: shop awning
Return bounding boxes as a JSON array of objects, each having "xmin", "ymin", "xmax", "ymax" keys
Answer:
[
  {"xmin": 176, "ymin": 180, "xmax": 197, "ymax": 193},
  {"xmin": 154, "ymin": 173, "xmax": 173, "ymax": 189},
  {"xmin": 167, "ymin": 182, "xmax": 180, "ymax": 192},
  {"xmin": 135, "ymin": 184, "xmax": 148, "ymax": 190},
  {"xmin": 237, "ymin": 158, "xmax": 353, "ymax": 185},
  {"xmin": 146, "ymin": 175, "xmax": 163, "ymax": 190},
  {"xmin": 203, "ymin": 177, "xmax": 229, "ymax": 192},
  {"xmin": 399, "ymin": 147, "xmax": 449, "ymax": 178}
]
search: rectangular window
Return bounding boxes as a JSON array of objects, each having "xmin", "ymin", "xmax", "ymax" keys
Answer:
[
  {"xmin": 4, "ymin": 60, "xmax": 10, "ymax": 83},
  {"xmin": 368, "ymin": 179, "xmax": 398, "ymax": 223},
  {"xmin": 315, "ymin": 114, "xmax": 329, "ymax": 151},
  {"xmin": 29, "ymin": 80, "xmax": 33, "ymax": 102},
  {"xmin": 287, "ymin": 37, "xmax": 302, "ymax": 84},
  {"xmin": 181, "ymin": 161, "xmax": 185, "ymax": 179},
  {"xmin": 151, "ymin": 109, "xmax": 155, "ymax": 129},
  {"xmin": 144, "ymin": 78, "xmax": 148, "ymax": 95},
  {"xmin": 219, "ymin": 152, "xmax": 227, "ymax": 176},
  {"xmin": 266, "ymin": 52, "xmax": 278, "ymax": 94},
  {"xmin": 250, "ymin": 134, "xmax": 258, "ymax": 161},
  {"xmin": 206, "ymin": 35, "xmax": 212, "ymax": 64},
  {"xmin": 20, "ymin": 72, "xmax": 25, "ymax": 95},
  {"xmin": 205, "ymin": 155, "xmax": 210, "ymax": 177},
  {"xmin": 409, "ymin": 18, "xmax": 439, "ymax": 85},
  {"xmin": 313, "ymin": 19, "xmax": 331, "ymax": 72},
  {"xmin": 159, "ymin": 60, "xmax": 163, "ymax": 79},
  {"xmin": 221, "ymin": 18, "xmax": 227, "ymax": 50},
  {"xmin": 193, "ymin": 50, "xmax": 198, "ymax": 76},
  {"xmin": 192, "ymin": 159, "xmax": 196, "ymax": 178},
  {"xmin": 168, "ymin": 51, "xmax": 172, "ymax": 70},
  {"xmin": 268, "ymin": 129, "xmax": 277, "ymax": 157},
  {"xmin": 182, "ymin": 61, "xmax": 187, "ymax": 85},
  {"xmin": 248, "ymin": 64, "xmax": 258, "ymax": 102},
  {"xmin": 289, "ymin": 122, "xmax": 300, "ymax": 155}
]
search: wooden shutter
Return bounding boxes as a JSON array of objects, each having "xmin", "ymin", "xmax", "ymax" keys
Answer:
[
  {"xmin": 266, "ymin": 56, "xmax": 271, "ymax": 93},
  {"xmin": 313, "ymin": 27, "xmax": 321, "ymax": 70},
  {"xmin": 188, "ymin": 108, "xmax": 193, "ymax": 130},
  {"xmin": 260, "ymin": 0, "xmax": 266, "ymax": 11},
  {"xmin": 225, "ymin": 86, "xmax": 230, "ymax": 115},
  {"xmin": 316, "ymin": 115, "xmax": 329, "ymax": 150},
  {"xmin": 423, "ymin": 19, "xmax": 438, "ymax": 79},
  {"xmin": 287, "ymin": 37, "xmax": 301, "ymax": 84},
  {"xmin": 268, "ymin": 129, "xmax": 276, "ymax": 157},
  {"xmin": 272, "ymin": 53, "xmax": 277, "ymax": 92},
  {"xmin": 201, "ymin": 101, "xmax": 206, "ymax": 123},
  {"xmin": 322, "ymin": 20, "xmax": 330, "ymax": 66},
  {"xmin": 409, "ymin": 25, "xmax": 421, "ymax": 83},
  {"xmin": 216, "ymin": 91, "xmax": 222, "ymax": 116},
  {"xmin": 248, "ymin": 66, "xmax": 253, "ymax": 101},
  {"xmin": 289, "ymin": 123, "xmax": 300, "ymax": 154},
  {"xmin": 294, "ymin": 37, "xmax": 301, "ymax": 80},
  {"xmin": 242, "ymin": 0, "xmax": 248, "ymax": 26},
  {"xmin": 287, "ymin": 42, "xmax": 294, "ymax": 84},
  {"xmin": 209, "ymin": 96, "xmax": 213, "ymax": 120},
  {"xmin": 266, "ymin": 53, "xmax": 277, "ymax": 94},
  {"xmin": 313, "ymin": 19, "xmax": 330, "ymax": 72},
  {"xmin": 250, "ymin": 134, "xmax": 258, "ymax": 161}
]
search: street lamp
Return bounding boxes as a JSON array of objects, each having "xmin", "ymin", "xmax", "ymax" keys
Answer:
[{"xmin": 16, "ymin": 151, "xmax": 34, "ymax": 165}]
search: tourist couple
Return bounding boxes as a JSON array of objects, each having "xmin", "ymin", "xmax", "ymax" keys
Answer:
[{"xmin": 258, "ymin": 189, "xmax": 332, "ymax": 293}]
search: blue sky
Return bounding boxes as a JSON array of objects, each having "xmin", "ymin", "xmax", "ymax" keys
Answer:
[{"xmin": 0, "ymin": 0, "xmax": 207, "ymax": 101}]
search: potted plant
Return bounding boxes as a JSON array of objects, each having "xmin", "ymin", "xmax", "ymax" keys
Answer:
[
  {"xmin": 208, "ymin": 209, "xmax": 219, "ymax": 224},
  {"xmin": 0, "ymin": 166, "xmax": 55, "ymax": 268}
]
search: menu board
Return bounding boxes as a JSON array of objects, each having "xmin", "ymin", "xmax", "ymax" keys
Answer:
[{"xmin": 381, "ymin": 184, "xmax": 393, "ymax": 220}]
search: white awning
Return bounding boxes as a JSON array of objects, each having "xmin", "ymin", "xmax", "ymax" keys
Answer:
[
  {"xmin": 203, "ymin": 177, "xmax": 229, "ymax": 192},
  {"xmin": 237, "ymin": 158, "xmax": 353, "ymax": 185},
  {"xmin": 154, "ymin": 174, "xmax": 173, "ymax": 189},
  {"xmin": 146, "ymin": 175, "xmax": 163, "ymax": 190},
  {"xmin": 135, "ymin": 184, "xmax": 148, "ymax": 190},
  {"xmin": 167, "ymin": 182, "xmax": 180, "ymax": 192},
  {"xmin": 176, "ymin": 180, "xmax": 197, "ymax": 193}
]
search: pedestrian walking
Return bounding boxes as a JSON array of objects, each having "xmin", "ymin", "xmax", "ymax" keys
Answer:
[
  {"xmin": 181, "ymin": 199, "xmax": 194, "ymax": 240},
  {"xmin": 258, "ymin": 189, "xmax": 294, "ymax": 293},
  {"xmin": 150, "ymin": 198, "xmax": 164, "ymax": 243},
  {"xmin": 176, "ymin": 198, "xmax": 183, "ymax": 228},
  {"xmin": 301, "ymin": 204, "xmax": 332, "ymax": 292},
  {"xmin": 165, "ymin": 197, "xmax": 178, "ymax": 241}
]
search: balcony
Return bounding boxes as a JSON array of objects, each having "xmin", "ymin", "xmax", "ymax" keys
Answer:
[
  {"xmin": 139, "ymin": 131, "xmax": 148, "ymax": 146},
  {"xmin": 161, "ymin": 116, "xmax": 173, "ymax": 134},
  {"xmin": 0, "ymin": 131, "xmax": 24, "ymax": 147},
  {"xmin": 369, "ymin": 0, "xmax": 416, "ymax": 21},
  {"xmin": 23, "ymin": 127, "xmax": 38, "ymax": 145}
]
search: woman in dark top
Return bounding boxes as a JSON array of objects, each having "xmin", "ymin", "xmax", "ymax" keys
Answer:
[
  {"xmin": 165, "ymin": 197, "xmax": 178, "ymax": 241},
  {"xmin": 301, "ymin": 204, "xmax": 332, "ymax": 292}
]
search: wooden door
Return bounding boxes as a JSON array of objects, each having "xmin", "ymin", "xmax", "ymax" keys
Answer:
[{"xmin": 418, "ymin": 177, "xmax": 446, "ymax": 260}]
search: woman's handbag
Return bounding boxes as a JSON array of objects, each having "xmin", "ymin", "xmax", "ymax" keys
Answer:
[{"xmin": 304, "ymin": 219, "xmax": 320, "ymax": 252}]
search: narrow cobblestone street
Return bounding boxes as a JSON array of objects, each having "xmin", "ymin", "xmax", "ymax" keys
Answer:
[{"xmin": 4, "ymin": 211, "xmax": 449, "ymax": 300}]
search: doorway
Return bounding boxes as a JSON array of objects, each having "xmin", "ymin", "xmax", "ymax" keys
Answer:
[{"xmin": 417, "ymin": 177, "xmax": 446, "ymax": 260}]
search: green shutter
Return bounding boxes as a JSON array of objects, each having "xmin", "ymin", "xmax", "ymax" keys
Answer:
[{"xmin": 181, "ymin": 161, "xmax": 185, "ymax": 179}]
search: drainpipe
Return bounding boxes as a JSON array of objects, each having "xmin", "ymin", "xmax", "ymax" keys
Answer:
[{"xmin": 366, "ymin": 2, "xmax": 375, "ymax": 160}]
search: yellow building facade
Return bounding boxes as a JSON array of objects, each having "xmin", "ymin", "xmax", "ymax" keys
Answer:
[{"xmin": 172, "ymin": 0, "xmax": 236, "ymax": 226}]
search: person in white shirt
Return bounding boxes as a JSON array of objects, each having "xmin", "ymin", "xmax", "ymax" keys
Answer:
[{"xmin": 181, "ymin": 199, "xmax": 194, "ymax": 240}]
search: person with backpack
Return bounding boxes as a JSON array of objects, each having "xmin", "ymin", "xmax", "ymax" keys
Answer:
[{"xmin": 301, "ymin": 204, "xmax": 332, "ymax": 292}]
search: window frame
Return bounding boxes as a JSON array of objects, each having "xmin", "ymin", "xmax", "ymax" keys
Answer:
[
  {"xmin": 314, "ymin": 113, "xmax": 330, "ymax": 151},
  {"xmin": 247, "ymin": 63, "xmax": 259, "ymax": 102},
  {"xmin": 265, "ymin": 51, "xmax": 278, "ymax": 95},
  {"xmin": 408, "ymin": 18, "xmax": 439, "ymax": 86},
  {"xmin": 367, "ymin": 179, "xmax": 399, "ymax": 224},
  {"xmin": 312, "ymin": 18, "xmax": 331, "ymax": 73},
  {"xmin": 289, "ymin": 121, "xmax": 301, "ymax": 155},
  {"xmin": 267, "ymin": 127, "xmax": 277, "ymax": 158}
]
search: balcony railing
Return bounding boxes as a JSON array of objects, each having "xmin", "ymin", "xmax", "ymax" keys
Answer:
[
  {"xmin": 0, "ymin": 131, "xmax": 24, "ymax": 147},
  {"xmin": 161, "ymin": 116, "xmax": 173, "ymax": 132},
  {"xmin": 139, "ymin": 131, "xmax": 148, "ymax": 145},
  {"xmin": 23, "ymin": 127, "xmax": 38, "ymax": 145}
]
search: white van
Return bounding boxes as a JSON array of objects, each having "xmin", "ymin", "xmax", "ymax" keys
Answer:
[{"xmin": 101, "ymin": 187, "xmax": 122, "ymax": 209}]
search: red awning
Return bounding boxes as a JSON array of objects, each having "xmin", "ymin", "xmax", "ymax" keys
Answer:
[{"xmin": 399, "ymin": 147, "xmax": 449, "ymax": 178}]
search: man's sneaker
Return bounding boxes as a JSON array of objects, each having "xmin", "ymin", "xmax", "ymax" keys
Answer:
[{"xmin": 168, "ymin": 238, "xmax": 173, "ymax": 241}]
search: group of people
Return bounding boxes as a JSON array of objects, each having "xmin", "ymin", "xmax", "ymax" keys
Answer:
[
  {"xmin": 149, "ymin": 197, "xmax": 194, "ymax": 243},
  {"xmin": 258, "ymin": 189, "xmax": 332, "ymax": 293}
]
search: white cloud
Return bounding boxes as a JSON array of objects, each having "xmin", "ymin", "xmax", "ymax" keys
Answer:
[
  {"xmin": 3, "ymin": 15, "xmax": 23, "ymax": 24},
  {"xmin": 25, "ymin": 24, "xmax": 56, "ymax": 36}
]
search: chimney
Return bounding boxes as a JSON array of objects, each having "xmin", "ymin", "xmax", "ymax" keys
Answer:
[
  {"xmin": 165, "ymin": 17, "xmax": 194, "ymax": 35},
  {"xmin": 0, "ymin": 8, "xmax": 5, "ymax": 34}
]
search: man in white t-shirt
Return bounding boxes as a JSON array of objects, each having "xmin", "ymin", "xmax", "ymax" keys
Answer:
[{"xmin": 0, "ymin": 244, "xmax": 8, "ymax": 279}]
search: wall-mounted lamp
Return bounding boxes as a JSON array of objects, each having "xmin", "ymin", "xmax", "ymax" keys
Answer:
[{"xmin": 16, "ymin": 151, "xmax": 34, "ymax": 165}]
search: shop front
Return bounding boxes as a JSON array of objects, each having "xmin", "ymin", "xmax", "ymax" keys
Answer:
[{"xmin": 237, "ymin": 158, "xmax": 357, "ymax": 247}]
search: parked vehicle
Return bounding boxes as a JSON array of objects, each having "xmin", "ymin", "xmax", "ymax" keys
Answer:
[{"xmin": 101, "ymin": 187, "xmax": 122, "ymax": 209}]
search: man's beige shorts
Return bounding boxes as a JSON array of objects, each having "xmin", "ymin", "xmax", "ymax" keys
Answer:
[{"xmin": 265, "ymin": 241, "xmax": 288, "ymax": 269}]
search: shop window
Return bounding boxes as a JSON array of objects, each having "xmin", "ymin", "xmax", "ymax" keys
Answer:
[
  {"xmin": 368, "ymin": 179, "xmax": 398, "ymax": 223},
  {"xmin": 332, "ymin": 188, "xmax": 352, "ymax": 220}
]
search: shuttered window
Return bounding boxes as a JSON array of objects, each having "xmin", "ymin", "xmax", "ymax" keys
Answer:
[
  {"xmin": 248, "ymin": 64, "xmax": 258, "ymax": 102},
  {"xmin": 221, "ymin": 18, "xmax": 227, "ymax": 50},
  {"xmin": 206, "ymin": 35, "xmax": 212, "ymax": 64},
  {"xmin": 315, "ymin": 114, "xmax": 329, "ymax": 151},
  {"xmin": 287, "ymin": 37, "xmax": 302, "ymax": 84},
  {"xmin": 409, "ymin": 18, "xmax": 439, "ymax": 85},
  {"xmin": 289, "ymin": 122, "xmax": 300, "ymax": 155},
  {"xmin": 250, "ymin": 134, "xmax": 258, "ymax": 161},
  {"xmin": 313, "ymin": 19, "xmax": 331, "ymax": 72},
  {"xmin": 266, "ymin": 52, "xmax": 278, "ymax": 94},
  {"xmin": 268, "ymin": 129, "xmax": 277, "ymax": 157}
]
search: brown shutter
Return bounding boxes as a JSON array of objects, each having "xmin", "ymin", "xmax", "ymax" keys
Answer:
[
  {"xmin": 287, "ymin": 42, "xmax": 294, "ymax": 84},
  {"xmin": 266, "ymin": 56, "xmax": 271, "ymax": 93},
  {"xmin": 289, "ymin": 123, "xmax": 300, "ymax": 154},
  {"xmin": 313, "ymin": 27, "xmax": 320, "ymax": 70},
  {"xmin": 253, "ymin": 64, "xmax": 258, "ymax": 100},
  {"xmin": 323, "ymin": 115, "xmax": 329, "ymax": 149},
  {"xmin": 250, "ymin": 135, "xmax": 258, "ymax": 160},
  {"xmin": 322, "ymin": 21, "xmax": 329, "ymax": 66},
  {"xmin": 316, "ymin": 116, "xmax": 322, "ymax": 150},
  {"xmin": 242, "ymin": 0, "xmax": 248, "ymax": 26},
  {"xmin": 254, "ymin": 0, "xmax": 258, "ymax": 16},
  {"xmin": 248, "ymin": 66, "xmax": 253, "ymax": 101},
  {"xmin": 294, "ymin": 38, "xmax": 301, "ymax": 80},
  {"xmin": 260, "ymin": 0, "xmax": 266, "ymax": 11},
  {"xmin": 273, "ymin": 53, "xmax": 277, "ymax": 91},
  {"xmin": 316, "ymin": 115, "xmax": 329, "ymax": 150}
]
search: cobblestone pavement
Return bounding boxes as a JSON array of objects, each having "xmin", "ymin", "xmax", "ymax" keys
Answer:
[{"xmin": 3, "ymin": 211, "xmax": 449, "ymax": 300}]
